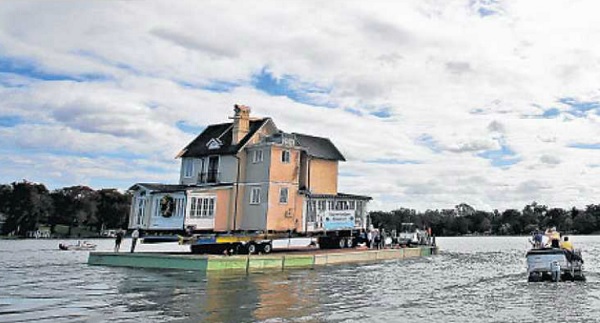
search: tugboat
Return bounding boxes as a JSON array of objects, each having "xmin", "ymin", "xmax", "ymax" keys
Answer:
[{"xmin": 526, "ymin": 229, "xmax": 585, "ymax": 282}]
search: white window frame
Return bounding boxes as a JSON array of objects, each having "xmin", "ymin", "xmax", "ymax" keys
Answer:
[
  {"xmin": 281, "ymin": 150, "xmax": 290, "ymax": 163},
  {"xmin": 183, "ymin": 158, "xmax": 194, "ymax": 178},
  {"xmin": 189, "ymin": 196, "xmax": 216, "ymax": 219},
  {"xmin": 250, "ymin": 187, "xmax": 261, "ymax": 205},
  {"xmin": 253, "ymin": 149, "xmax": 263, "ymax": 163},
  {"xmin": 279, "ymin": 187, "xmax": 289, "ymax": 204}
]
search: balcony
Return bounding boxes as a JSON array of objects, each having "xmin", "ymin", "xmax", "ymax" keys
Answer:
[{"xmin": 198, "ymin": 171, "xmax": 220, "ymax": 184}]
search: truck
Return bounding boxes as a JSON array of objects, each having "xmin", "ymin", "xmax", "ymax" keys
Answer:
[{"xmin": 128, "ymin": 105, "xmax": 372, "ymax": 254}]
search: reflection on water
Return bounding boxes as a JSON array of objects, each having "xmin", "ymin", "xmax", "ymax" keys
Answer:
[{"xmin": 2, "ymin": 236, "xmax": 600, "ymax": 322}]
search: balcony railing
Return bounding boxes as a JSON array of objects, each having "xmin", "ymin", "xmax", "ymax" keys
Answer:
[{"xmin": 198, "ymin": 171, "xmax": 220, "ymax": 184}]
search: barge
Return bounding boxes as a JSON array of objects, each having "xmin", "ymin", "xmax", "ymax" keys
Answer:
[{"xmin": 88, "ymin": 245, "xmax": 438, "ymax": 273}]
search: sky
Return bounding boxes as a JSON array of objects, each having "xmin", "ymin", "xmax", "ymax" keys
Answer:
[{"xmin": 1, "ymin": 0, "xmax": 599, "ymax": 212}]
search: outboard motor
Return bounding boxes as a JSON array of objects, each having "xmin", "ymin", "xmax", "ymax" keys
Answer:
[{"xmin": 551, "ymin": 261, "xmax": 561, "ymax": 282}]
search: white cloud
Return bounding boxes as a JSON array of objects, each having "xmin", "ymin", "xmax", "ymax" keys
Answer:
[{"xmin": 1, "ymin": 0, "xmax": 600, "ymax": 211}]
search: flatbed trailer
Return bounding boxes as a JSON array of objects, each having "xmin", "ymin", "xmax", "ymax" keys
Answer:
[{"xmin": 142, "ymin": 229, "xmax": 363, "ymax": 255}]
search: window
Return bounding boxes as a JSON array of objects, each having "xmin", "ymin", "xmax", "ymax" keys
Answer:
[
  {"xmin": 279, "ymin": 187, "xmax": 289, "ymax": 204},
  {"xmin": 281, "ymin": 150, "xmax": 290, "ymax": 163},
  {"xmin": 250, "ymin": 187, "xmax": 261, "ymax": 204},
  {"xmin": 349, "ymin": 201, "xmax": 356, "ymax": 210},
  {"xmin": 190, "ymin": 197, "xmax": 216, "ymax": 218},
  {"xmin": 183, "ymin": 159, "xmax": 194, "ymax": 178},
  {"xmin": 318, "ymin": 200, "xmax": 326, "ymax": 211},
  {"xmin": 253, "ymin": 149, "xmax": 263, "ymax": 163}
]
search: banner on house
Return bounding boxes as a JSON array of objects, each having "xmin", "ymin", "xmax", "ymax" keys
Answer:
[{"xmin": 323, "ymin": 211, "xmax": 355, "ymax": 230}]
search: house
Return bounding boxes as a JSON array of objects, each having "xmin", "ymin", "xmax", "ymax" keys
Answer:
[{"xmin": 129, "ymin": 105, "xmax": 371, "ymax": 234}]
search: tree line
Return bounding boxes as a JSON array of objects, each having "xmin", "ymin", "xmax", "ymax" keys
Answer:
[
  {"xmin": 2, "ymin": 180, "xmax": 600, "ymax": 238},
  {"xmin": 370, "ymin": 202, "xmax": 600, "ymax": 236},
  {"xmin": 0, "ymin": 180, "xmax": 131, "ymax": 237}
]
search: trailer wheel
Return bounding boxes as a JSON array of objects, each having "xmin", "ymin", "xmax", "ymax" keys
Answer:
[
  {"xmin": 247, "ymin": 243, "xmax": 258, "ymax": 254},
  {"xmin": 261, "ymin": 242, "xmax": 273, "ymax": 254},
  {"xmin": 345, "ymin": 238, "xmax": 353, "ymax": 248},
  {"xmin": 338, "ymin": 238, "xmax": 346, "ymax": 249}
]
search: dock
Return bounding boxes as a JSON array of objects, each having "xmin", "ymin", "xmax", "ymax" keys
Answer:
[{"xmin": 88, "ymin": 246, "xmax": 438, "ymax": 273}]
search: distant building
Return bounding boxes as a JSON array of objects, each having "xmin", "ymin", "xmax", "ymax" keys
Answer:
[{"xmin": 129, "ymin": 104, "xmax": 371, "ymax": 234}]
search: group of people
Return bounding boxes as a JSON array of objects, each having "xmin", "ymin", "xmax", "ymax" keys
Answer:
[
  {"xmin": 531, "ymin": 227, "xmax": 582, "ymax": 262},
  {"xmin": 357, "ymin": 228, "xmax": 386, "ymax": 249},
  {"xmin": 531, "ymin": 227, "xmax": 572, "ymax": 250},
  {"xmin": 114, "ymin": 228, "xmax": 140, "ymax": 253}
]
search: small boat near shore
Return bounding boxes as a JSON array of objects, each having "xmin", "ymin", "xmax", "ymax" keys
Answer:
[
  {"xmin": 59, "ymin": 241, "xmax": 97, "ymax": 251},
  {"xmin": 526, "ymin": 248, "xmax": 585, "ymax": 282}
]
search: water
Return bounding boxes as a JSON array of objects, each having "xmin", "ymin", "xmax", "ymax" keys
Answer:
[{"xmin": 2, "ymin": 236, "xmax": 600, "ymax": 322}]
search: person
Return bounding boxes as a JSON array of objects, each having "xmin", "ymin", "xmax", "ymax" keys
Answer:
[
  {"xmin": 560, "ymin": 236, "xmax": 582, "ymax": 263},
  {"xmin": 366, "ymin": 230, "xmax": 373, "ymax": 249},
  {"xmin": 531, "ymin": 230, "xmax": 543, "ymax": 248},
  {"xmin": 561, "ymin": 236, "xmax": 573, "ymax": 251},
  {"xmin": 374, "ymin": 229, "xmax": 381, "ymax": 250},
  {"xmin": 545, "ymin": 227, "xmax": 560, "ymax": 248},
  {"xmin": 114, "ymin": 229, "xmax": 124, "ymax": 252},
  {"xmin": 130, "ymin": 228, "xmax": 140, "ymax": 253}
]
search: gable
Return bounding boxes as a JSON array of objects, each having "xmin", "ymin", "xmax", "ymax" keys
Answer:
[{"xmin": 178, "ymin": 118, "xmax": 274, "ymax": 158}]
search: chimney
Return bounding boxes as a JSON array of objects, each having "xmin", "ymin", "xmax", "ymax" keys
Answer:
[{"xmin": 231, "ymin": 104, "xmax": 251, "ymax": 145}]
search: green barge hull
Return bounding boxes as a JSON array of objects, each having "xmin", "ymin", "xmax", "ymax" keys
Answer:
[{"xmin": 88, "ymin": 246, "xmax": 438, "ymax": 273}]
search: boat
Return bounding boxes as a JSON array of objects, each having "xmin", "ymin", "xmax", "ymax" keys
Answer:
[
  {"xmin": 526, "ymin": 247, "xmax": 585, "ymax": 282},
  {"xmin": 58, "ymin": 241, "xmax": 97, "ymax": 251}
]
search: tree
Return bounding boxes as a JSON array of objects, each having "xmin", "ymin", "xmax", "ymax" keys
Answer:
[
  {"xmin": 96, "ymin": 189, "xmax": 131, "ymax": 230},
  {"xmin": 2, "ymin": 181, "xmax": 53, "ymax": 235}
]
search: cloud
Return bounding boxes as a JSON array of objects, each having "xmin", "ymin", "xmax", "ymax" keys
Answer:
[{"xmin": 1, "ymin": 0, "xmax": 600, "ymax": 211}]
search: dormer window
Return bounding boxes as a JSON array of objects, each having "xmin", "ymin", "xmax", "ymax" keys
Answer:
[
  {"xmin": 206, "ymin": 138, "xmax": 222, "ymax": 150},
  {"xmin": 281, "ymin": 150, "xmax": 290, "ymax": 163}
]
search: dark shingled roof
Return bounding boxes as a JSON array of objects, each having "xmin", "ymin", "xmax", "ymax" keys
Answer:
[
  {"xmin": 303, "ymin": 192, "xmax": 372, "ymax": 200},
  {"xmin": 129, "ymin": 183, "xmax": 233, "ymax": 192},
  {"xmin": 293, "ymin": 133, "xmax": 346, "ymax": 161},
  {"xmin": 129, "ymin": 183, "xmax": 189, "ymax": 192},
  {"xmin": 180, "ymin": 118, "xmax": 269, "ymax": 158}
]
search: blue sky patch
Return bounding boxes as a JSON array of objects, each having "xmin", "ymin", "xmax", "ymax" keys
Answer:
[
  {"xmin": 568, "ymin": 143, "xmax": 600, "ymax": 150},
  {"xmin": 345, "ymin": 108, "xmax": 362, "ymax": 116},
  {"xmin": 176, "ymin": 121, "xmax": 205, "ymax": 134},
  {"xmin": 541, "ymin": 108, "xmax": 560, "ymax": 118},
  {"xmin": 251, "ymin": 67, "xmax": 333, "ymax": 107},
  {"xmin": 0, "ymin": 115, "xmax": 23, "ymax": 127},
  {"xmin": 559, "ymin": 97, "xmax": 600, "ymax": 117},
  {"xmin": 370, "ymin": 108, "xmax": 392, "ymax": 118},
  {"xmin": 201, "ymin": 80, "xmax": 240, "ymax": 93},
  {"xmin": 477, "ymin": 142, "xmax": 521, "ymax": 167},
  {"xmin": 366, "ymin": 158, "xmax": 420, "ymax": 165},
  {"xmin": 0, "ymin": 55, "xmax": 110, "ymax": 82},
  {"xmin": 416, "ymin": 134, "xmax": 441, "ymax": 153}
]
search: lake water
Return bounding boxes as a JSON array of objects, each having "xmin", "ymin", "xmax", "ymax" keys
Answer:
[{"xmin": 2, "ymin": 236, "xmax": 600, "ymax": 322}]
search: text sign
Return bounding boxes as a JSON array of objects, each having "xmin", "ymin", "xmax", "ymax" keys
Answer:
[{"xmin": 323, "ymin": 211, "xmax": 355, "ymax": 230}]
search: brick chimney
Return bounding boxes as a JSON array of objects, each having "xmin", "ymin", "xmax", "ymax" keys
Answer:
[{"xmin": 231, "ymin": 104, "xmax": 251, "ymax": 145}]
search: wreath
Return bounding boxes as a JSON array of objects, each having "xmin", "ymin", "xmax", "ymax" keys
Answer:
[{"xmin": 160, "ymin": 195, "xmax": 175, "ymax": 218}]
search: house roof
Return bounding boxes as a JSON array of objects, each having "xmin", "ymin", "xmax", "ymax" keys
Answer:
[
  {"xmin": 129, "ymin": 183, "xmax": 190, "ymax": 192},
  {"xmin": 293, "ymin": 133, "xmax": 346, "ymax": 161},
  {"xmin": 129, "ymin": 183, "xmax": 233, "ymax": 192},
  {"xmin": 179, "ymin": 118, "xmax": 270, "ymax": 158},
  {"xmin": 303, "ymin": 192, "xmax": 372, "ymax": 201}
]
